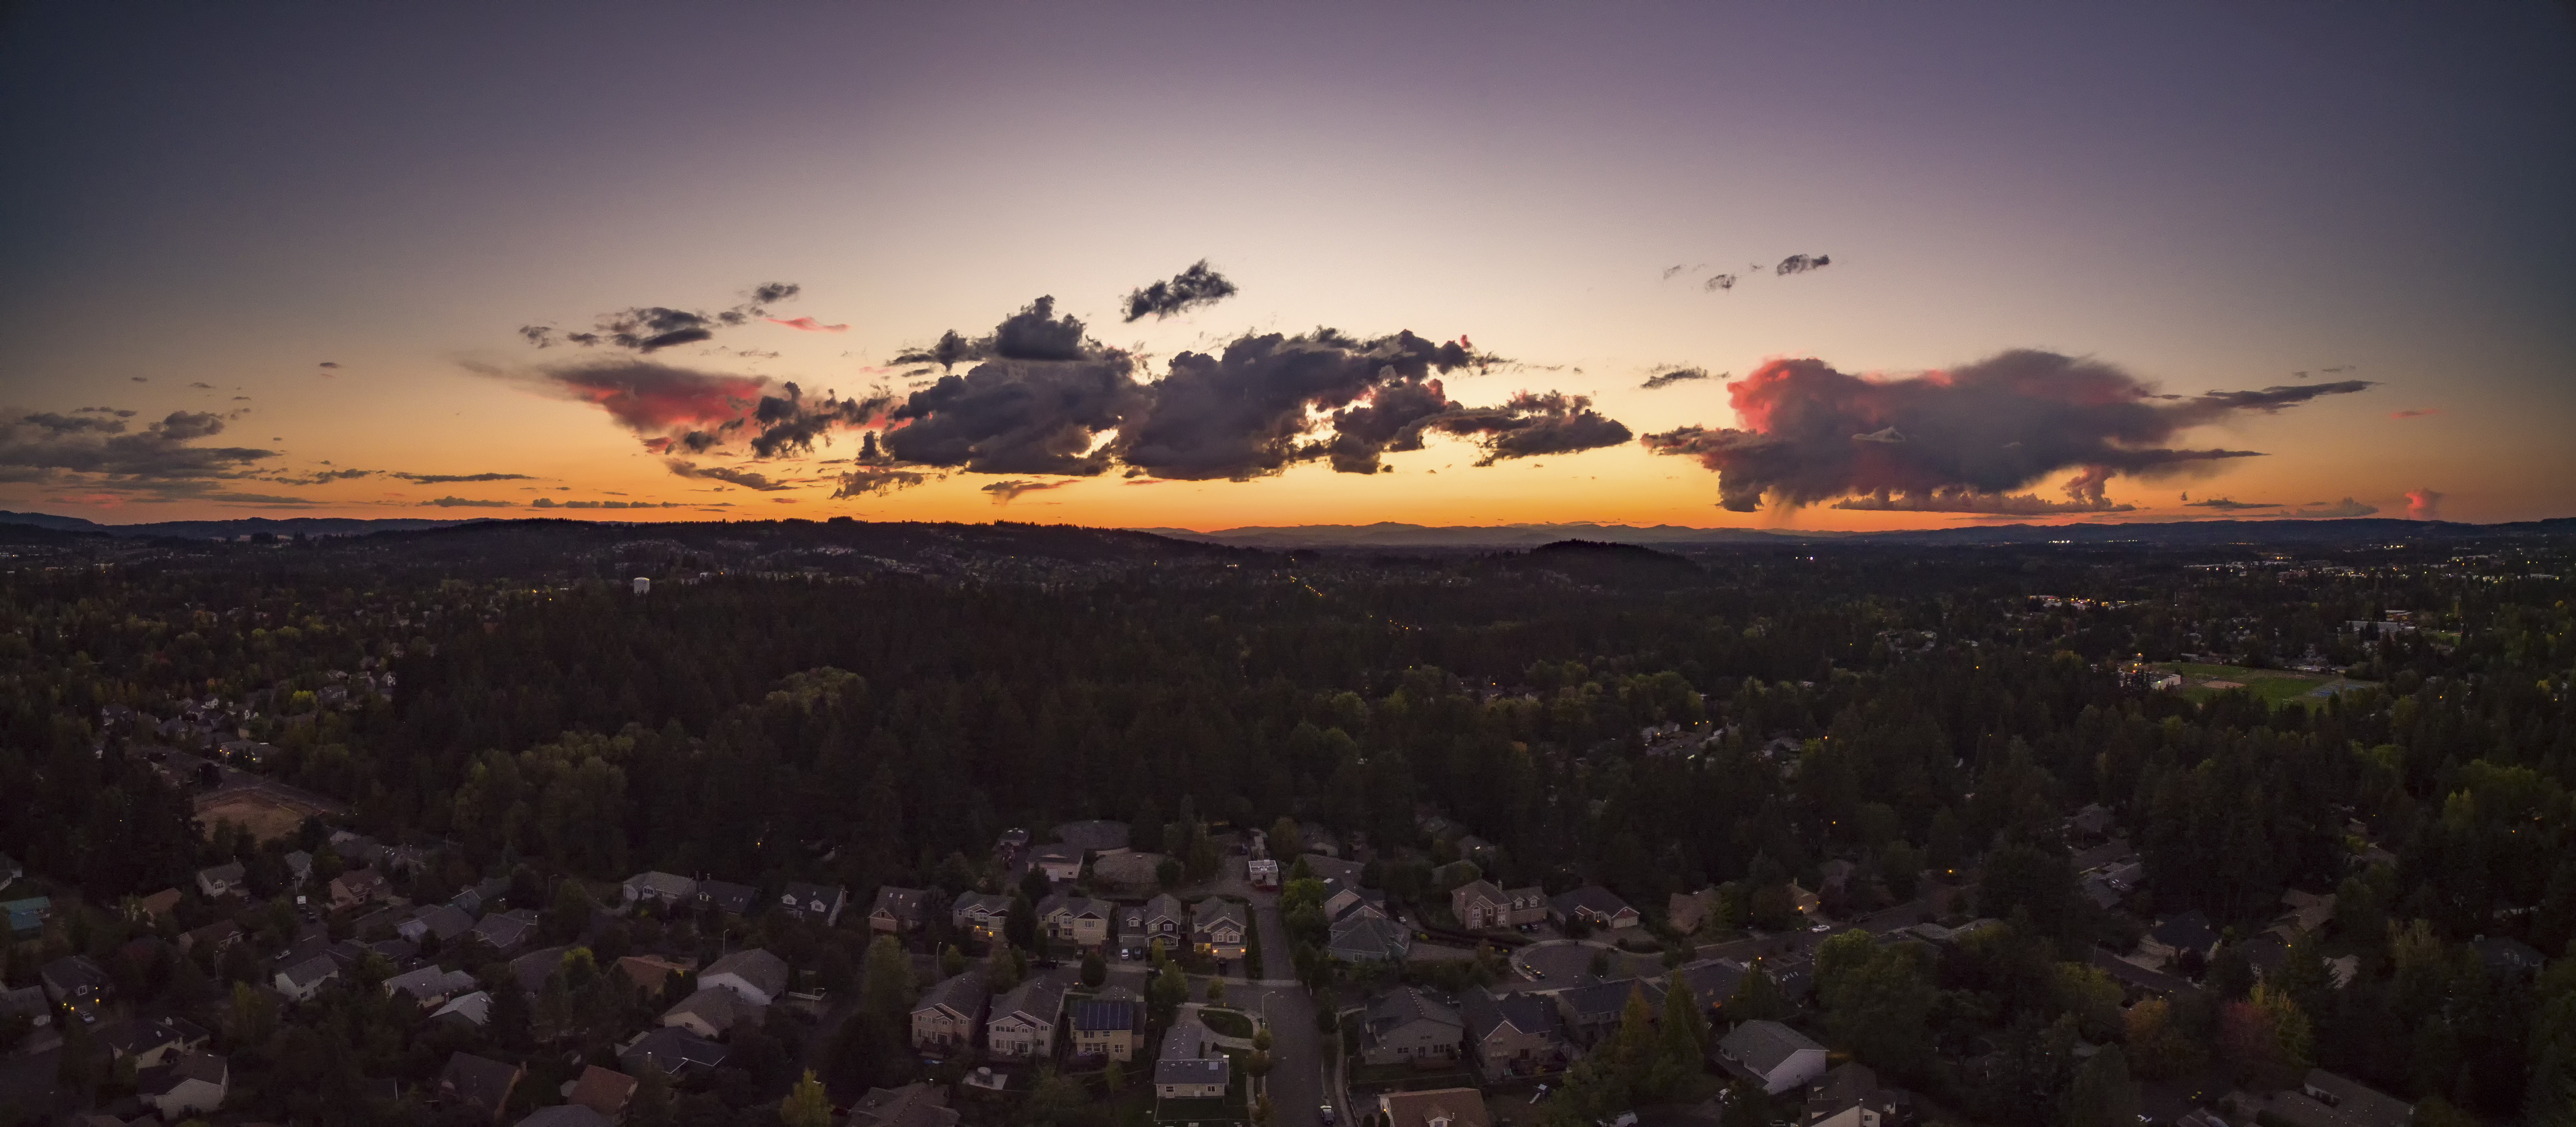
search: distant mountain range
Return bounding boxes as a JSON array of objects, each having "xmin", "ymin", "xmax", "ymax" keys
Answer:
[{"xmin": 4, "ymin": 509, "xmax": 2571, "ymax": 549}]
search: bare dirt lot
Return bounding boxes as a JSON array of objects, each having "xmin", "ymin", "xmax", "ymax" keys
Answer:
[{"xmin": 196, "ymin": 790, "xmax": 330, "ymax": 842}]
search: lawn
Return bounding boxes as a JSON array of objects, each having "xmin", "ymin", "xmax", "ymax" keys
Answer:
[
  {"xmin": 1199, "ymin": 1007, "xmax": 1255, "ymax": 1039},
  {"xmin": 2155, "ymin": 663, "xmax": 2377, "ymax": 709}
]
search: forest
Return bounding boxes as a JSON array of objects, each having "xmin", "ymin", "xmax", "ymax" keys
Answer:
[{"xmin": 0, "ymin": 518, "xmax": 2571, "ymax": 1126}]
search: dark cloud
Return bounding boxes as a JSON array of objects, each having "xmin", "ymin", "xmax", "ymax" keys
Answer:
[
  {"xmin": 2196, "ymin": 380, "xmax": 2373, "ymax": 411},
  {"xmin": 830, "ymin": 465, "xmax": 932, "ymax": 498},
  {"xmin": 1417, "ymin": 391, "xmax": 1633, "ymax": 466},
  {"xmin": 319, "ymin": 361, "xmax": 340, "ymax": 369},
  {"xmin": 1641, "ymin": 367, "xmax": 1714, "ymax": 390},
  {"xmin": 746, "ymin": 382, "xmax": 893, "ymax": 458},
  {"xmin": 394, "ymin": 471, "xmax": 536, "ymax": 484},
  {"xmin": 531, "ymin": 497, "xmax": 682, "ymax": 510},
  {"xmin": 1831, "ymin": 489, "xmax": 2136, "ymax": 515},
  {"xmin": 1114, "ymin": 328, "xmax": 1481, "ymax": 479},
  {"xmin": 2184, "ymin": 498, "xmax": 2279, "ymax": 511},
  {"xmin": 981, "ymin": 479, "xmax": 1075, "ymax": 503},
  {"xmin": 1703, "ymin": 274, "xmax": 1736, "ymax": 292},
  {"xmin": 189, "ymin": 382, "xmax": 215, "ymax": 390},
  {"xmin": 1775, "ymin": 254, "xmax": 1831, "ymax": 275},
  {"xmin": 74, "ymin": 407, "xmax": 137, "ymax": 417},
  {"xmin": 883, "ymin": 298, "xmax": 1142, "ymax": 474},
  {"xmin": 1641, "ymin": 350, "xmax": 2370, "ymax": 512},
  {"xmin": 2406, "ymin": 489, "xmax": 2444, "ymax": 520},
  {"xmin": 2296, "ymin": 498, "xmax": 2378, "ymax": 517},
  {"xmin": 1122, "ymin": 260, "xmax": 1239, "ymax": 322},
  {"xmin": 663, "ymin": 459, "xmax": 795, "ymax": 492},
  {"xmin": 0, "ymin": 408, "xmax": 274, "ymax": 484},
  {"xmin": 420, "ymin": 496, "xmax": 514, "ymax": 508},
  {"xmin": 2392, "ymin": 408, "xmax": 2440, "ymax": 419},
  {"xmin": 521, "ymin": 283, "xmax": 801, "ymax": 352}
]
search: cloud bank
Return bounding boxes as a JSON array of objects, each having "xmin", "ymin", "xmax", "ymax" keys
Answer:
[{"xmin": 1641, "ymin": 351, "xmax": 2373, "ymax": 511}]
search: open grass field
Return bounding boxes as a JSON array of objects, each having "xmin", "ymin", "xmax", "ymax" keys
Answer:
[
  {"xmin": 2155, "ymin": 663, "xmax": 2377, "ymax": 709},
  {"xmin": 196, "ymin": 789, "xmax": 333, "ymax": 842}
]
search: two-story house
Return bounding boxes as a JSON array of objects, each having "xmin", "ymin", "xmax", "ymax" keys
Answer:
[
  {"xmin": 1154, "ymin": 1021, "xmax": 1228, "ymax": 1100},
  {"xmin": 1068, "ymin": 996, "xmax": 1142, "ymax": 1061},
  {"xmin": 1360, "ymin": 987, "xmax": 1463, "ymax": 1067},
  {"xmin": 1192, "ymin": 898, "xmax": 1248, "ymax": 961},
  {"xmin": 1038, "ymin": 893, "xmax": 1114, "ymax": 949},
  {"xmin": 620, "ymin": 871, "xmax": 698, "ymax": 910},
  {"xmin": 986, "ymin": 976, "xmax": 1067, "ymax": 1059},
  {"xmin": 779, "ymin": 882, "xmax": 847, "ymax": 926},
  {"xmin": 1548, "ymin": 886, "xmax": 1640, "ymax": 931},
  {"xmin": 911, "ymin": 971, "xmax": 989, "ymax": 1052},
  {"xmin": 699, "ymin": 948, "xmax": 790, "ymax": 1007},
  {"xmin": 870, "ymin": 886, "xmax": 933, "ymax": 934},
  {"xmin": 1450, "ymin": 879, "xmax": 1548, "ymax": 930},
  {"xmin": 1460, "ymin": 989, "xmax": 1570, "ymax": 1080},
  {"xmin": 951, "ymin": 891, "xmax": 1010, "ymax": 940},
  {"xmin": 195, "ymin": 862, "xmax": 245, "ymax": 900}
]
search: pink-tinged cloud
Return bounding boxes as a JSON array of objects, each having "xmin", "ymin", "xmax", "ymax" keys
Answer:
[
  {"xmin": 766, "ymin": 316, "xmax": 848, "ymax": 333},
  {"xmin": 2392, "ymin": 408, "xmax": 2441, "ymax": 419},
  {"xmin": 2406, "ymin": 488, "xmax": 2445, "ymax": 520},
  {"xmin": 542, "ymin": 361, "xmax": 770, "ymax": 434}
]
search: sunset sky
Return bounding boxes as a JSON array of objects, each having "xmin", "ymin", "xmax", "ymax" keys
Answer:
[{"xmin": 3, "ymin": 3, "xmax": 2571, "ymax": 530}]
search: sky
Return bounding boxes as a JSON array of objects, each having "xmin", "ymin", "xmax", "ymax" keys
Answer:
[{"xmin": 3, "ymin": 2, "xmax": 2572, "ymax": 531}]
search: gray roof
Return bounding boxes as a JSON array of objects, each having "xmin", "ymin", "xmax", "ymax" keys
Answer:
[
  {"xmin": 701, "ymin": 947, "xmax": 789, "ymax": 999},
  {"xmin": 1329, "ymin": 914, "xmax": 1412, "ymax": 960},
  {"xmin": 439, "ymin": 1051, "xmax": 522, "ymax": 1113},
  {"xmin": 624, "ymin": 871, "xmax": 695, "ymax": 897},
  {"xmin": 850, "ymin": 1083, "xmax": 960, "ymax": 1127},
  {"xmin": 870, "ymin": 885, "xmax": 930, "ymax": 923},
  {"xmin": 1052, "ymin": 819, "xmax": 1131, "ymax": 853},
  {"xmin": 1365, "ymin": 987, "xmax": 1461, "ymax": 1035},
  {"xmin": 471, "ymin": 908, "xmax": 539, "ymax": 950},
  {"xmin": 432, "ymin": 990, "xmax": 492, "ymax": 1026},
  {"xmin": 695, "ymin": 879, "xmax": 760, "ymax": 914},
  {"xmin": 1718, "ymin": 1020, "xmax": 1822, "ymax": 1074},
  {"xmin": 405, "ymin": 903, "xmax": 478, "ymax": 941},
  {"xmin": 1550, "ymin": 885, "xmax": 1634, "ymax": 920},
  {"xmin": 279, "ymin": 953, "xmax": 340, "ymax": 989},
  {"xmin": 915, "ymin": 970, "xmax": 989, "ymax": 1017},
  {"xmin": 2149, "ymin": 910, "xmax": 2218, "ymax": 952},
  {"xmin": 1155, "ymin": 1056, "xmax": 1229, "ymax": 1087},
  {"xmin": 1193, "ymin": 897, "xmax": 1247, "ymax": 930},
  {"xmin": 992, "ymin": 975, "xmax": 1067, "ymax": 1026},
  {"xmin": 1159, "ymin": 1019, "xmax": 1210, "ymax": 1060},
  {"xmin": 1461, "ymin": 988, "xmax": 1562, "ymax": 1043},
  {"xmin": 619, "ymin": 1026, "xmax": 728, "ymax": 1074},
  {"xmin": 385, "ymin": 965, "xmax": 478, "ymax": 1002}
]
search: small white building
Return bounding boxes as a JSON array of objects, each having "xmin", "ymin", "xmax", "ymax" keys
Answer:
[{"xmin": 1715, "ymin": 1020, "xmax": 1828, "ymax": 1094}]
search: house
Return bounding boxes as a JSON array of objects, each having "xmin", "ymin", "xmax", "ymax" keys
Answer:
[
  {"xmin": 1134, "ymin": 893, "xmax": 1187, "ymax": 942},
  {"xmin": 693, "ymin": 879, "xmax": 760, "ymax": 917},
  {"xmin": 431, "ymin": 991, "xmax": 493, "ymax": 1028},
  {"xmin": 283, "ymin": 850, "xmax": 313, "ymax": 886},
  {"xmin": 699, "ymin": 948, "xmax": 790, "ymax": 1007},
  {"xmin": 454, "ymin": 875, "xmax": 511, "ymax": 918},
  {"xmin": 1249, "ymin": 858, "xmax": 1279, "ymax": 889},
  {"xmin": 951, "ymin": 891, "xmax": 1011, "ymax": 939},
  {"xmin": 1193, "ymin": 898, "xmax": 1249, "ymax": 960},
  {"xmin": 195, "ymin": 861, "xmax": 246, "ymax": 899},
  {"xmin": 1788, "ymin": 883, "xmax": 1823, "ymax": 917},
  {"xmin": 1669, "ymin": 887, "xmax": 1721, "ymax": 935},
  {"xmin": 510, "ymin": 945, "xmax": 576, "ymax": 996},
  {"xmin": 1714, "ymin": 1020, "xmax": 1828, "ymax": 1094},
  {"xmin": 2474, "ymin": 936, "xmax": 2547, "ymax": 979},
  {"xmin": 102, "ymin": 1016, "xmax": 211, "ymax": 1068},
  {"xmin": 384, "ymin": 966, "xmax": 480, "ymax": 1008},
  {"xmin": 778, "ymin": 882, "xmax": 847, "ymax": 925},
  {"xmin": 469, "ymin": 909, "xmax": 541, "ymax": 954},
  {"xmin": 0, "ymin": 986, "xmax": 50, "ymax": 1031},
  {"xmin": 2141, "ymin": 910, "xmax": 2222, "ymax": 967},
  {"xmin": 1329, "ymin": 913, "xmax": 1414, "ymax": 963},
  {"xmin": 1804, "ymin": 1062, "xmax": 1908, "ymax": 1127},
  {"xmin": 911, "ymin": 971, "xmax": 989, "ymax": 1051},
  {"xmin": 399, "ymin": 903, "xmax": 480, "ymax": 945},
  {"xmin": 618, "ymin": 1027, "xmax": 729, "ymax": 1077},
  {"xmin": 1361, "ymin": 987, "xmax": 1464, "ymax": 1067},
  {"xmin": 869, "ymin": 886, "xmax": 932, "ymax": 933},
  {"xmin": 0, "ymin": 851, "xmax": 19, "ymax": 891},
  {"xmin": 1069, "ymin": 997, "xmax": 1142, "ymax": 1061},
  {"xmin": 848, "ymin": 1082, "xmax": 962, "ymax": 1127},
  {"xmin": 276, "ymin": 954, "xmax": 342, "ymax": 1002},
  {"xmin": 1549, "ymin": 886, "xmax": 1641, "ymax": 931},
  {"xmin": 2247, "ymin": 1069, "xmax": 2414, "ymax": 1127},
  {"xmin": 566, "ymin": 1065, "xmax": 638, "ymax": 1120},
  {"xmin": 621, "ymin": 871, "xmax": 697, "ymax": 909},
  {"xmin": 2070, "ymin": 803, "xmax": 2116, "ymax": 839},
  {"xmin": 1461, "ymin": 989, "xmax": 1570, "ymax": 1079},
  {"xmin": 517, "ymin": 1106, "xmax": 615, "ymax": 1127},
  {"xmin": 138, "ymin": 1050, "xmax": 229, "ymax": 1120},
  {"xmin": 986, "ymin": 975, "xmax": 1067, "ymax": 1058},
  {"xmin": 1038, "ymin": 892, "xmax": 1115, "ymax": 948},
  {"xmin": 662, "ymin": 985, "xmax": 761, "ymax": 1038},
  {"xmin": 1557, "ymin": 979, "xmax": 1646, "ymax": 1047},
  {"xmin": 130, "ymin": 888, "xmax": 183, "ymax": 923},
  {"xmin": 179, "ymin": 919, "xmax": 242, "ymax": 956},
  {"xmin": 616, "ymin": 953, "xmax": 692, "ymax": 996},
  {"xmin": 1324, "ymin": 881, "xmax": 1388, "ymax": 923},
  {"xmin": 1054, "ymin": 819, "xmax": 1132, "ymax": 854},
  {"xmin": 1376, "ymin": 1087, "xmax": 1492, "ymax": 1127},
  {"xmin": 330, "ymin": 868, "xmax": 389, "ymax": 909},
  {"xmin": 1032, "ymin": 843, "xmax": 1085, "ymax": 883},
  {"xmin": 1154, "ymin": 1021, "xmax": 1229, "ymax": 1099},
  {"xmin": 437, "ymin": 1052, "xmax": 525, "ymax": 1123},
  {"xmin": 44, "ymin": 954, "xmax": 113, "ymax": 1010}
]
